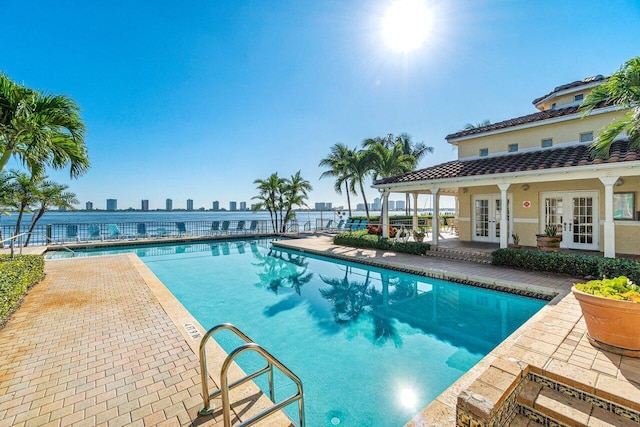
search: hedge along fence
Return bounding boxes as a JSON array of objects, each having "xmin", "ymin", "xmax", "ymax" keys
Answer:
[
  {"xmin": 0, "ymin": 255, "xmax": 45, "ymax": 323},
  {"xmin": 491, "ymin": 248, "xmax": 640, "ymax": 284},
  {"xmin": 333, "ymin": 231, "xmax": 431, "ymax": 256}
]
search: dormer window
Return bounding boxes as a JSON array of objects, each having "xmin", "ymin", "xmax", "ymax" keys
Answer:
[
  {"xmin": 574, "ymin": 94, "xmax": 584, "ymax": 102},
  {"xmin": 580, "ymin": 132, "xmax": 594, "ymax": 142},
  {"xmin": 508, "ymin": 144, "xmax": 518, "ymax": 153},
  {"xmin": 541, "ymin": 138, "xmax": 553, "ymax": 148},
  {"xmin": 479, "ymin": 148, "xmax": 488, "ymax": 157}
]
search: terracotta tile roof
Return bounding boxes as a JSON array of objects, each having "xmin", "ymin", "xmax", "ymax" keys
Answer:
[
  {"xmin": 445, "ymin": 106, "xmax": 581, "ymax": 140},
  {"xmin": 532, "ymin": 75, "xmax": 606, "ymax": 106},
  {"xmin": 374, "ymin": 140, "xmax": 638, "ymax": 186}
]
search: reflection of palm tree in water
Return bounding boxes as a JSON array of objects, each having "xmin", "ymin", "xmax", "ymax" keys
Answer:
[
  {"xmin": 320, "ymin": 267, "xmax": 402, "ymax": 347},
  {"xmin": 252, "ymin": 248, "xmax": 313, "ymax": 295}
]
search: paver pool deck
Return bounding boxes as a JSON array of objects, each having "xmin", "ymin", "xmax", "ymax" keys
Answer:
[{"xmin": 1, "ymin": 235, "xmax": 639, "ymax": 426}]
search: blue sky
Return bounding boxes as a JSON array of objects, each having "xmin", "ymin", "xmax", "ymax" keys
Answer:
[{"xmin": 2, "ymin": 1, "xmax": 639, "ymax": 210}]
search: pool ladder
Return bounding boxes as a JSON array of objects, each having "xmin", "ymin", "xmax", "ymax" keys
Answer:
[{"xmin": 198, "ymin": 323, "xmax": 305, "ymax": 427}]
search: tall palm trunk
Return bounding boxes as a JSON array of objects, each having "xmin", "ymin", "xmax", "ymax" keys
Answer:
[
  {"xmin": 345, "ymin": 182, "xmax": 352, "ymax": 217},
  {"xmin": 406, "ymin": 193, "xmax": 410, "ymax": 216},
  {"xmin": 24, "ymin": 208, "xmax": 45, "ymax": 246},
  {"xmin": 359, "ymin": 181, "xmax": 370, "ymax": 219},
  {"xmin": 11, "ymin": 202, "xmax": 27, "ymax": 257}
]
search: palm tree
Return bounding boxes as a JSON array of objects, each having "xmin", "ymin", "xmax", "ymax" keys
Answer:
[
  {"xmin": 580, "ymin": 56, "xmax": 640, "ymax": 158},
  {"xmin": 0, "ymin": 73, "xmax": 89, "ymax": 178},
  {"xmin": 346, "ymin": 150, "xmax": 373, "ymax": 219},
  {"xmin": 1, "ymin": 170, "xmax": 38, "ymax": 256},
  {"xmin": 252, "ymin": 173, "xmax": 285, "ymax": 232},
  {"xmin": 319, "ymin": 143, "xmax": 357, "ymax": 217},
  {"xmin": 24, "ymin": 179, "xmax": 78, "ymax": 246},
  {"xmin": 464, "ymin": 119, "xmax": 491, "ymax": 130},
  {"xmin": 281, "ymin": 171, "xmax": 312, "ymax": 232}
]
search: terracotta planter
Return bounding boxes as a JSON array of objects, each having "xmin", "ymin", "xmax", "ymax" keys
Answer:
[
  {"xmin": 414, "ymin": 235, "xmax": 424, "ymax": 243},
  {"xmin": 536, "ymin": 234, "xmax": 561, "ymax": 252},
  {"xmin": 572, "ymin": 286, "xmax": 640, "ymax": 357}
]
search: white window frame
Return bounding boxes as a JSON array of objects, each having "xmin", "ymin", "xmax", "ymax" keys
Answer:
[
  {"xmin": 580, "ymin": 131, "xmax": 594, "ymax": 142},
  {"xmin": 479, "ymin": 148, "xmax": 488, "ymax": 157},
  {"xmin": 541, "ymin": 138, "xmax": 553, "ymax": 148},
  {"xmin": 508, "ymin": 143, "xmax": 518, "ymax": 153}
]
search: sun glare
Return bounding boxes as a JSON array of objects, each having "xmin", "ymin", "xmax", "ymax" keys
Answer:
[{"xmin": 382, "ymin": 0, "xmax": 432, "ymax": 53}]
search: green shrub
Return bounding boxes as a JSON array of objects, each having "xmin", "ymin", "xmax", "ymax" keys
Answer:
[
  {"xmin": 492, "ymin": 248, "xmax": 640, "ymax": 283},
  {"xmin": 334, "ymin": 232, "xmax": 430, "ymax": 255},
  {"xmin": 0, "ymin": 255, "xmax": 45, "ymax": 322}
]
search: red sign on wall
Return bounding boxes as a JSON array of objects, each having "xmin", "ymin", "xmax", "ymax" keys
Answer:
[{"xmin": 523, "ymin": 201, "xmax": 532, "ymax": 208}]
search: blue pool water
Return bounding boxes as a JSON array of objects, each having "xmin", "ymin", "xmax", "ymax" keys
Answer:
[{"xmin": 49, "ymin": 240, "xmax": 546, "ymax": 426}]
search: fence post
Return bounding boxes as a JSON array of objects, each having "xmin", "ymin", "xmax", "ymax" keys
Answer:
[{"xmin": 46, "ymin": 225, "xmax": 52, "ymax": 241}]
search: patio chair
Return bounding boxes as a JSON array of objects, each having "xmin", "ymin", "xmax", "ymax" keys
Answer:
[
  {"xmin": 357, "ymin": 220, "xmax": 367, "ymax": 230},
  {"xmin": 321, "ymin": 220, "xmax": 333, "ymax": 231},
  {"xmin": 344, "ymin": 218, "xmax": 354, "ymax": 230},
  {"xmin": 347, "ymin": 219, "xmax": 361, "ymax": 231},
  {"xmin": 176, "ymin": 222, "xmax": 187, "ymax": 236},
  {"xmin": 210, "ymin": 221, "xmax": 220, "ymax": 235},
  {"xmin": 221, "ymin": 221, "xmax": 230, "ymax": 233},
  {"xmin": 136, "ymin": 223, "xmax": 148, "ymax": 239},
  {"xmin": 335, "ymin": 219, "xmax": 345, "ymax": 231},
  {"xmin": 107, "ymin": 224, "xmax": 124, "ymax": 240},
  {"xmin": 248, "ymin": 220, "xmax": 258, "ymax": 234},
  {"xmin": 87, "ymin": 225, "xmax": 101, "ymax": 241},
  {"xmin": 236, "ymin": 220, "xmax": 246, "ymax": 234},
  {"xmin": 64, "ymin": 224, "xmax": 79, "ymax": 243}
]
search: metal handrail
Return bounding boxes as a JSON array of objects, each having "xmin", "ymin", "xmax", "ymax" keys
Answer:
[
  {"xmin": 198, "ymin": 323, "xmax": 305, "ymax": 427},
  {"xmin": 1, "ymin": 231, "xmax": 75, "ymax": 256}
]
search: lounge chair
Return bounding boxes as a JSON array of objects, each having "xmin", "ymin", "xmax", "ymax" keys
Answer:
[
  {"xmin": 64, "ymin": 225, "xmax": 79, "ymax": 243},
  {"xmin": 347, "ymin": 219, "xmax": 361, "ymax": 231},
  {"xmin": 335, "ymin": 219, "xmax": 345, "ymax": 231},
  {"xmin": 221, "ymin": 221, "xmax": 230, "ymax": 233},
  {"xmin": 248, "ymin": 220, "xmax": 258, "ymax": 234},
  {"xmin": 176, "ymin": 222, "xmax": 187, "ymax": 236},
  {"xmin": 236, "ymin": 220, "xmax": 246, "ymax": 234},
  {"xmin": 88, "ymin": 225, "xmax": 101, "ymax": 241},
  {"xmin": 321, "ymin": 220, "xmax": 333, "ymax": 231},
  {"xmin": 107, "ymin": 224, "xmax": 124, "ymax": 239},
  {"xmin": 344, "ymin": 218, "xmax": 354, "ymax": 230},
  {"xmin": 136, "ymin": 223, "xmax": 148, "ymax": 239},
  {"xmin": 357, "ymin": 220, "xmax": 367, "ymax": 230},
  {"xmin": 210, "ymin": 221, "xmax": 220, "ymax": 235}
]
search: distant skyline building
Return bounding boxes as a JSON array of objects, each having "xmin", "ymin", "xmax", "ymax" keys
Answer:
[
  {"xmin": 314, "ymin": 202, "xmax": 332, "ymax": 210},
  {"xmin": 85, "ymin": 201, "xmax": 93, "ymax": 210},
  {"xmin": 239, "ymin": 201, "xmax": 247, "ymax": 211},
  {"xmin": 166, "ymin": 198, "xmax": 173, "ymax": 211},
  {"xmin": 106, "ymin": 198, "xmax": 117, "ymax": 211},
  {"xmin": 187, "ymin": 199, "xmax": 194, "ymax": 211},
  {"xmin": 388, "ymin": 200, "xmax": 395, "ymax": 211},
  {"xmin": 229, "ymin": 201, "xmax": 237, "ymax": 211},
  {"xmin": 356, "ymin": 203, "xmax": 370, "ymax": 211},
  {"xmin": 396, "ymin": 200, "xmax": 405, "ymax": 211},
  {"xmin": 212, "ymin": 201, "xmax": 220, "ymax": 211},
  {"xmin": 372, "ymin": 198, "xmax": 382, "ymax": 211},
  {"xmin": 141, "ymin": 199, "xmax": 149, "ymax": 211}
]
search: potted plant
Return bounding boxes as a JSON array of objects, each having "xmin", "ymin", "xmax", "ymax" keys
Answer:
[
  {"xmin": 413, "ymin": 228, "xmax": 426, "ymax": 243},
  {"xmin": 536, "ymin": 224, "xmax": 561, "ymax": 252},
  {"xmin": 572, "ymin": 276, "xmax": 640, "ymax": 356},
  {"xmin": 510, "ymin": 233, "xmax": 521, "ymax": 249}
]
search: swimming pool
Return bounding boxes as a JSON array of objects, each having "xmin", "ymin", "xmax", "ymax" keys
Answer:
[{"xmin": 49, "ymin": 239, "xmax": 546, "ymax": 426}]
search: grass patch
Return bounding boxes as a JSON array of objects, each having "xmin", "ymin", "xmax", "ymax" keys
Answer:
[{"xmin": 0, "ymin": 255, "xmax": 45, "ymax": 324}]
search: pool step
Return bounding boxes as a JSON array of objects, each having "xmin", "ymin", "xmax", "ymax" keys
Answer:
[
  {"xmin": 516, "ymin": 378, "xmax": 640, "ymax": 427},
  {"xmin": 425, "ymin": 246, "xmax": 493, "ymax": 264}
]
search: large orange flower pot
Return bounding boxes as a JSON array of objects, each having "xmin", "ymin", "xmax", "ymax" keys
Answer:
[{"xmin": 572, "ymin": 286, "xmax": 640, "ymax": 357}]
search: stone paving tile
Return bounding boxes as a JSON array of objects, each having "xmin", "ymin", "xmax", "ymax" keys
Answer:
[{"xmin": 0, "ymin": 255, "xmax": 291, "ymax": 427}]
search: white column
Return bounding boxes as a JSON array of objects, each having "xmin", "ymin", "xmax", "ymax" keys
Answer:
[
  {"xmin": 412, "ymin": 193, "xmax": 419, "ymax": 231},
  {"xmin": 431, "ymin": 188, "xmax": 440, "ymax": 246},
  {"xmin": 599, "ymin": 176, "xmax": 618, "ymax": 258},
  {"xmin": 382, "ymin": 191, "xmax": 390, "ymax": 238},
  {"xmin": 498, "ymin": 183, "xmax": 510, "ymax": 249}
]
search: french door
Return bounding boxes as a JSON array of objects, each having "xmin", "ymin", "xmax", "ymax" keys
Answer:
[
  {"xmin": 472, "ymin": 194, "xmax": 512, "ymax": 243},
  {"xmin": 541, "ymin": 191, "xmax": 599, "ymax": 250}
]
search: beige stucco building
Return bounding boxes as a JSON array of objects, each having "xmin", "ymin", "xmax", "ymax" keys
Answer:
[{"xmin": 373, "ymin": 75, "xmax": 640, "ymax": 257}]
